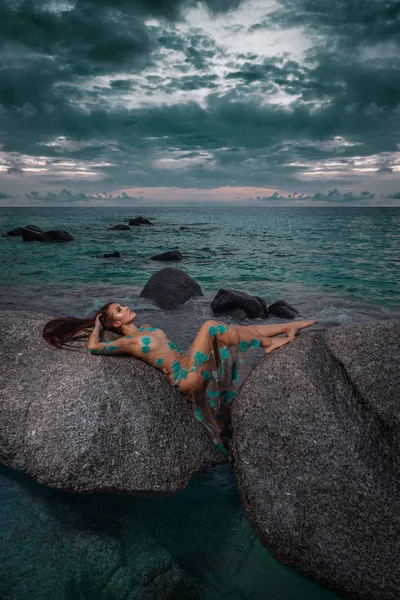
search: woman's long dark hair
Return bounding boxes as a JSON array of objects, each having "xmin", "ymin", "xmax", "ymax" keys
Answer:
[{"xmin": 43, "ymin": 302, "xmax": 119, "ymax": 349}]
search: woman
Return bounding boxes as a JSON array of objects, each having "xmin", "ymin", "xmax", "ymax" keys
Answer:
[{"xmin": 43, "ymin": 302, "xmax": 315, "ymax": 455}]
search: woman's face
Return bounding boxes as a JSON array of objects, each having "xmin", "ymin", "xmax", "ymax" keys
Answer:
[{"xmin": 108, "ymin": 303, "xmax": 136, "ymax": 328}]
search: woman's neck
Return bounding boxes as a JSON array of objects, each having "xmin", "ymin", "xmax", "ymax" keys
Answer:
[{"xmin": 121, "ymin": 323, "xmax": 139, "ymax": 336}]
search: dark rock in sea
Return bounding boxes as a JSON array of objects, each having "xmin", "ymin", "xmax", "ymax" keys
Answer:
[
  {"xmin": 110, "ymin": 224, "xmax": 131, "ymax": 230},
  {"xmin": 253, "ymin": 295, "xmax": 269, "ymax": 318},
  {"xmin": 22, "ymin": 228, "xmax": 74, "ymax": 242},
  {"xmin": 22, "ymin": 228, "xmax": 45, "ymax": 242},
  {"xmin": 232, "ymin": 321, "xmax": 400, "ymax": 600},
  {"xmin": 45, "ymin": 230, "xmax": 74, "ymax": 242},
  {"xmin": 211, "ymin": 288, "xmax": 267, "ymax": 319},
  {"xmin": 103, "ymin": 251, "xmax": 121, "ymax": 258},
  {"xmin": 129, "ymin": 217, "xmax": 153, "ymax": 226},
  {"xmin": 179, "ymin": 226, "xmax": 192, "ymax": 230},
  {"xmin": 7, "ymin": 224, "xmax": 44, "ymax": 236},
  {"xmin": 140, "ymin": 268, "xmax": 203, "ymax": 310},
  {"xmin": 0, "ymin": 311, "xmax": 224, "ymax": 495},
  {"xmin": 151, "ymin": 250, "xmax": 183, "ymax": 262},
  {"xmin": 268, "ymin": 300, "xmax": 299, "ymax": 319}
]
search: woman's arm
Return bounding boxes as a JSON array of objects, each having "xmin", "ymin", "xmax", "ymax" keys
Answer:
[{"xmin": 88, "ymin": 316, "xmax": 136, "ymax": 355}]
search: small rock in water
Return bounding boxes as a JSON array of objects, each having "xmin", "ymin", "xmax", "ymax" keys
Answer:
[
  {"xmin": 103, "ymin": 251, "xmax": 121, "ymax": 258},
  {"xmin": 268, "ymin": 299, "xmax": 299, "ymax": 319},
  {"xmin": 109, "ymin": 224, "xmax": 131, "ymax": 230},
  {"xmin": 141, "ymin": 267, "xmax": 203, "ymax": 309},
  {"xmin": 151, "ymin": 250, "xmax": 183, "ymax": 261},
  {"xmin": 129, "ymin": 216, "xmax": 153, "ymax": 226}
]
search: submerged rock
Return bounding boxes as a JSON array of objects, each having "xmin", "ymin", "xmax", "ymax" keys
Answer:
[
  {"xmin": 0, "ymin": 311, "xmax": 224, "ymax": 495},
  {"xmin": 151, "ymin": 250, "xmax": 183, "ymax": 261},
  {"xmin": 0, "ymin": 466, "xmax": 200, "ymax": 599},
  {"xmin": 232, "ymin": 321, "xmax": 400, "ymax": 600},
  {"xmin": 110, "ymin": 224, "xmax": 131, "ymax": 230},
  {"xmin": 211, "ymin": 288, "xmax": 268, "ymax": 319},
  {"xmin": 103, "ymin": 251, "xmax": 121, "ymax": 258},
  {"xmin": 140, "ymin": 268, "xmax": 203, "ymax": 309}
]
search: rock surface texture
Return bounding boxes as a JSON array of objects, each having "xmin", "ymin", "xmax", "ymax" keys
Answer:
[
  {"xmin": 140, "ymin": 268, "xmax": 203, "ymax": 309},
  {"xmin": 0, "ymin": 312, "xmax": 224, "ymax": 495},
  {"xmin": 232, "ymin": 321, "xmax": 400, "ymax": 600}
]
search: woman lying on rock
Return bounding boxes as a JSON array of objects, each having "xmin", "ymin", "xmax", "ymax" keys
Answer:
[{"xmin": 43, "ymin": 303, "xmax": 315, "ymax": 455}]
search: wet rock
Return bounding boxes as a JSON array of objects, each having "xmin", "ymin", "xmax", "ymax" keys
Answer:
[
  {"xmin": 110, "ymin": 224, "xmax": 131, "ymax": 231},
  {"xmin": 268, "ymin": 300, "xmax": 299, "ymax": 319},
  {"xmin": 0, "ymin": 311, "xmax": 224, "ymax": 495},
  {"xmin": 21, "ymin": 229, "xmax": 74, "ymax": 242},
  {"xmin": 151, "ymin": 250, "xmax": 183, "ymax": 261},
  {"xmin": 103, "ymin": 251, "xmax": 121, "ymax": 258},
  {"xmin": 253, "ymin": 296, "xmax": 269, "ymax": 318},
  {"xmin": 45, "ymin": 230, "xmax": 74, "ymax": 242},
  {"xmin": 129, "ymin": 217, "xmax": 153, "ymax": 226},
  {"xmin": 211, "ymin": 289, "xmax": 268, "ymax": 319},
  {"xmin": 140, "ymin": 267, "xmax": 203, "ymax": 309},
  {"xmin": 232, "ymin": 321, "xmax": 400, "ymax": 600},
  {"xmin": 7, "ymin": 224, "xmax": 44, "ymax": 236},
  {"xmin": 140, "ymin": 268, "xmax": 203, "ymax": 310}
]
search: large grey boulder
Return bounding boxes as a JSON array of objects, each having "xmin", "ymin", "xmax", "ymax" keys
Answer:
[
  {"xmin": 232, "ymin": 321, "xmax": 400, "ymax": 600},
  {"xmin": 140, "ymin": 268, "xmax": 203, "ymax": 309},
  {"xmin": 0, "ymin": 311, "xmax": 224, "ymax": 494}
]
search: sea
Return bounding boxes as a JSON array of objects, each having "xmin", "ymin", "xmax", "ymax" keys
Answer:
[{"xmin": 1, "ymin": 205, "xmax": 399, "ymax": 599}]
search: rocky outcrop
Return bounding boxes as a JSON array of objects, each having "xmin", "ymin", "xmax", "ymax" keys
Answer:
[
  {"xmin": 232, "ymin": 321, "xmax": 400, "ymax": 600},
  {"xmin": 110, "ymin": 224, "xmax": 131, "ymax": 230},
  {"xmin": 140, "ymin": 268, "xmax": 203, "ymax": 309},
  {"xmin": 268, "ymin": 300, "xmax": 299, "ymax": 319},
  {"xmin": 0, "ymin": 311, "xmax": 224, "ymax": 495},
  {"xmin": 211, "ymin": 288, "xmax": 268, "ymax": 319},
  {"xmin": 151, "ymin": 250, "xmax": 183, "ymax": 261}
]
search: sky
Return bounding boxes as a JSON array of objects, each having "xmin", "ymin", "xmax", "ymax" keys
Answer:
[{"xmin": 0, "ymin": 0, "xmax": 400, "ymax": 206}]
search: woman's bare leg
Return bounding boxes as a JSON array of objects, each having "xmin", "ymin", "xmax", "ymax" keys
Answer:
[{"xmin": 240, "ymin": 320, "xmax": 316, "ymax": 340}]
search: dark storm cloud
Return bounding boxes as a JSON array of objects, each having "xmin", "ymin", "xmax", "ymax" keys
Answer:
[
  {"xmin": 268, "ymin": 0, "xmax": 400, "ymax": 47},
  {"xmin": 1, "ymin": 0, "xmax": 399, "ymax": 201}
]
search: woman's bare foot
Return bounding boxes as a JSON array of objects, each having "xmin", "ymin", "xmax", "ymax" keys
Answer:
[
  {"xmin": 264, "ymin": 336, "xmax": 291, "ymax": 355},
  {"xmin": 285, "ymin": 320, "xmax": 316, "ymax": 341}
]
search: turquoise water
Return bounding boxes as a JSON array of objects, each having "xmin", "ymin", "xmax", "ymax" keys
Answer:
[
  {"xmin": 1, "ymin": 206, "xmax": 399, "ymax": 308},
  {"xmin": 1, "ymin": 206, "xmax": 399, "ymax": 599}
]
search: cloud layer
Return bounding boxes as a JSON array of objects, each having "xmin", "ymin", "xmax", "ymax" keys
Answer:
[{"xmin": 0, "ymin": 0, "xmax": 399, "ymax": 204}]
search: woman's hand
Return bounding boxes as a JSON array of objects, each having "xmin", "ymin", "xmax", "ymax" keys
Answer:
[{"xmin": 94, "ymin": 314, "xmax": 103, "ymax": 329}]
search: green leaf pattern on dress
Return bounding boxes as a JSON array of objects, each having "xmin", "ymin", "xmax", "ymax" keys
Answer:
[{"xmin": 141, "ymin": 336, "xmax": 151, "ymax": 354}]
